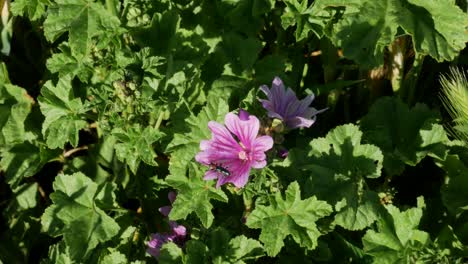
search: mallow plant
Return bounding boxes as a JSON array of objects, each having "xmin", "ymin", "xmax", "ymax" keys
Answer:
[{"xmin": 1, "ymin": 0, "xmax": 468, "ymax": 263}]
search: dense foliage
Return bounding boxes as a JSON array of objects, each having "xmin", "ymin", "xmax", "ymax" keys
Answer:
[{"xmin": 1, "ymin": 0, "xmax": 468, "ymax": 263}]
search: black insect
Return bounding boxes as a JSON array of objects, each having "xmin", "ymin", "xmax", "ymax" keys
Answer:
[{"xmin": 209, "ymin": 163, "xmax": 231, "ymax": 177}]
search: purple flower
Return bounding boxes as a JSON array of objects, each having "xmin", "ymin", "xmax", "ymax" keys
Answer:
[
  {"xmin": 259, "ymin": 77, "xmax": 326, "ymax": 129},
  {"xmin": 278, "ymin": 148, "xmax": 289, "ymax": 159},
  {"xmin": 159, "ymin": 191, "xmax": 176, "ymax": 217},
  {"xmin": 147, "ymin": 222, "xmax": 187, "ymax": 259},
  {"xmin": 195, "ymin": 111, "xmax": 273, "ymax": 188}
]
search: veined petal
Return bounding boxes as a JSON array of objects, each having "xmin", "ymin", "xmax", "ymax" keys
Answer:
[
  {"xmin": 203, "ymin": 170, "xmax": 219, "ymax": 180},
  {"xmin": 286, "ymin": 115, "xmax": 316, "ymax": 128},
  {"xmin": 251, "ymin": 159, "xmax": 266, "ymax": 169},
  {"xmin": 303, "ymin": 107, "xmax": 328, "ymax": 119},
  {"xmin": 208, "ymin": 121, "xmax": 239, "ymax": 148},
  {"xmin": 224, "ymin": 112, "xmax": 259, "ymax": 149},
  {"xmin": 195, "ymin": 151, "xmax": 211, "ymax": 165},
  {"xmin": 229, "ymin": 163, "xmax": 251, "ymax": 188},
  {"xmin": 253, "ymin": 135, "xmax": 274, "ymax": 152},
  {"xmin": 259, "ymin": 77, "xmax": 325, "ymax": 130},
  {"xmin": 259, "ymin": 84, "xmax": 272, "ymax": 97},
  {"xmin": 200, "ymin": 140, "xmax": 211, "ymax": 150}
]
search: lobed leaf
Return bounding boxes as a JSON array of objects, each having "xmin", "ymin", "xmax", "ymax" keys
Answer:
[
  {"xmin": 312, "ymin": 0, "xmax": 468, "ymax": 67},
  {"xmin": 360, "ymin": 97, "xmax": 449, "ymax": 176},
  {"xmin": 10, "ymin": 0, "xmax": 49, "ymax": 21},
  {"xmin": 43, "ymin": 0, "xmax": 121, "ymax": 56},
  {"xmin": 362, "ymin": 198, "xmax": 430, "ymax": 263},
  {"xmin": 288, "ymin": 124, "xmax": 384, "ymax": 230},
  {"xmin": 166, "ymin": 166, "xmax": 228, "ymax": 228},
  {"xmin": 41, "ymin": 173, "xmax": 120, "ymax": 261},
  {"xmin": 246, "ymin": 181, "xmax": 332, "ymax": 256},
  {"xmin": 0, "ymin": 83, "xmax": 34, "ymax": 146},
  {"xmin": 112, "ymin": 125, "xmax": 163, "ymax": 174},
  {"xmin": 38, "ymin": 75, "xmax": 88, "ymax": 149}
]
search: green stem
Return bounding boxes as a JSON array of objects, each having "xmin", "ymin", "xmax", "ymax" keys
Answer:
[
  {"xmin": 401, "ymin": 54, "xmax": 425, "ymax": 105},
  {"xmin": 154, "ymin": 110, "xmax": 165, "ymax": 130},
  {"xmin": 105, "ymin": 0, "xmax": 118, "ymax": 17}
]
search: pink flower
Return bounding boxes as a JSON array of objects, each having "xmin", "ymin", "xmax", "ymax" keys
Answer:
[
  {"xmin": 147, "ymin": 222, "xmax": 187, "ymax": 259},
  {"xmin": 158, "ymin": 191, "xmax": 176, "ymax": 217},
  {"xmin": 195, "ymin": 110, "xmax": 273, "ymax": 188},
  {"xmin": 259, "ymin": 77, "xmax": 326, "ymax": 129}
]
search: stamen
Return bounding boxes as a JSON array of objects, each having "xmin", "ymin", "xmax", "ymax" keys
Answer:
[{"xmin": 238, "ymin": 150, "xmax": 248, "ymax": 160}]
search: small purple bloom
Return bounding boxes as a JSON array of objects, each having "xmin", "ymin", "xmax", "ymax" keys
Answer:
[
  {"xmin": 195, "ymin": 111, "xmax": 273, "ymax": 188},
  {"xmin": 159, "ymin": 191, "xmax": 176, "ymax": 217},
  {"xmin": 147, "ymin": 233, "xmax": 167, "ymax": 258},
  {"xmin": 259, "ymin": 77, "xmax": 326, "ymax": 129},
  {"xmin": 147, "ymin": 222, "xmax": 187, "ymax": 259},
  {"xmin": 278, "ymin": 148, "xmax": 289, "ymax": 159}
]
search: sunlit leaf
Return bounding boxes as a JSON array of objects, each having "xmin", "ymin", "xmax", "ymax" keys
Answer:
[
  {"xmin": 246, "ymin": 181, "xmax": 332, "ymax": 256},
  {"xmin": 41, "ymin": 173, "xmax": 120, "ymax": 261},
  {"xmin": 44, "ymin": 0, "xmax": 121, "ymax": 55},
  {"xmin": 38, "ymin": 75, "xmax": 88, "ymax": 149}
]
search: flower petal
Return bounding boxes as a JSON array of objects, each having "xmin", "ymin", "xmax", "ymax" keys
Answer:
[
  {"xmin": 170, "ymin": 223, "xmax": 187, "ymax": 237},
  {"xmin": 195, "ymin": 151, "xmax": 211, "ymax": 165},
  {"xmin": 200, "ymin": 140, "xmax": 211, "ymax": 150},
  {"xmin": 253, "ymin": 135, "xmax": 274, "ymax": 152},
  {"xmin": 168, "ymin": 191, "xmax": 177, "ymax": 204},
  {"xmin": 238, "ymin": 109, "xmax": 250, "ymax": 121},
  {"xmin": 251, "ymin": 159, "xmax": 266, "ymax": 169},
  {"xmin": 159, "ymin": 206, "xmax": 172, "ymax": 217},
  {"xmin": 286, "ymin": 115, "xmax": 316, "ymax": 128},
  {"xmin": 203, "ymin": 170, "xmax": 219, "ymax": 180},
  {"xmin": 229, "ymin": 163, "xmax": 251, "ymax": 187},
  {"xmin": 208, "ymin": 121, "xmax": 239, "ymax": 150},
  {"xmin": 224, "ymin": 112, "xmax": 259, "ymax": 149}
]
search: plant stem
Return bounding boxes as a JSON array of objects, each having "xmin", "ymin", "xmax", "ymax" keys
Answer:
[
  {"xmin": 402, "ymin": 54, "xmax": 425, "ymax": 105},
  {"xmin": 105, "ymin": 0, "xmax": 118, "ymax": 17}
]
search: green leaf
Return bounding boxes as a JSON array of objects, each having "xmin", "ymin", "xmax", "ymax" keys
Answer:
[
  {"xmin": 0, "ymin": 143, "xmax": 57, "ymax": 188},
  {"xmin": 289, "ymin": 124, "xmax": 384, "ymax": 230},
  {"xmin": 253, "ymin": 0, "xmax": 275, "ymax": 15},
  {"xmin": 41, "ymin": 173, "xmax": 120, "ymax": 261},
  {"xmin": 132, "ymin": 10, "xmax": 180, "ymax": 55},
  {"xmin": 43, "ymin": 0, "xmax": 121, "ymax": 55},
  {"xmin": 281, "ymin": 0, "xmax": 323, "ymax": 40},
  {"xmin": 167, "ymin": 97, "xmax": 229, "ymax": 177},
  {"xmin": 221, "ymin": 236, "xmax": 264, "ymax": 263},
  {"xmin": 42, "ymin": 241, "xmax": 73, "ymax": 264},
  {"xmin": 221, "ymin": 32, "xmax": 263, "ymax": 74},
  {"xmin": 439, "ymin": 153, "xmax": 468, "ymax": 215},
  {"xmin": 10, "ymin": 0, "xmax": 49, "ymax": 21},
  {"xmin": 317, "ymin": 0, "xmax": 468, "ymax": 66},
  {"xmin": 360, "ymin": 97, "xmax": 449, "ymax": 176},
  {"xmin": 166, "ymin": 165, "xmax": 228, "ymax": 228},
  {"xmin": 0, "ymin": 83, "xmax": 34, "ymax": 146},
  {"xmin": 112, "ymin": 125, "xmax": 163, "ymax": 174},
  {"xmin": 362, "ymin": 199, "xmax": 430, "ymax": 263},
  {"xmin": 99, "ymin": 251, "xmax": 127, "ymax": 264},
  {"xmin": 185, "ymin": 240, "xmax": 210, "ymax": 264},
  {"xmin": 159, "ymin": 242, "xmax": 184, "ymax": 264},
  {"xmin": 13, "ymin": 183, "xmax": 38, "ymax": 210},
  {"xmin": 246, "ymin": 181, "xmax": 332, "ymax": 256},
  {"xmin": 254, "ymin": 55, "xmax": 287, "ymax": 85},
  {"xmin": 46, "ymin": 44, "xmax": 94, "ymax": 82},
  {"xmin": 38, "ymin": 75, "xmax": 88, "ymax": 149},
  {"xmin": 223, "ymin": 0, "xmax": 265, "ymax": 36},
  {"xmin": 208, "ymin": 228, "xmax": 264, "ymax": 264}
]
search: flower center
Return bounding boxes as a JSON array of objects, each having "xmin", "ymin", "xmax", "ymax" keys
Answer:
[{"xmin": 238, "ymin": 150, "xmax": 248, "ymax": 161}]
